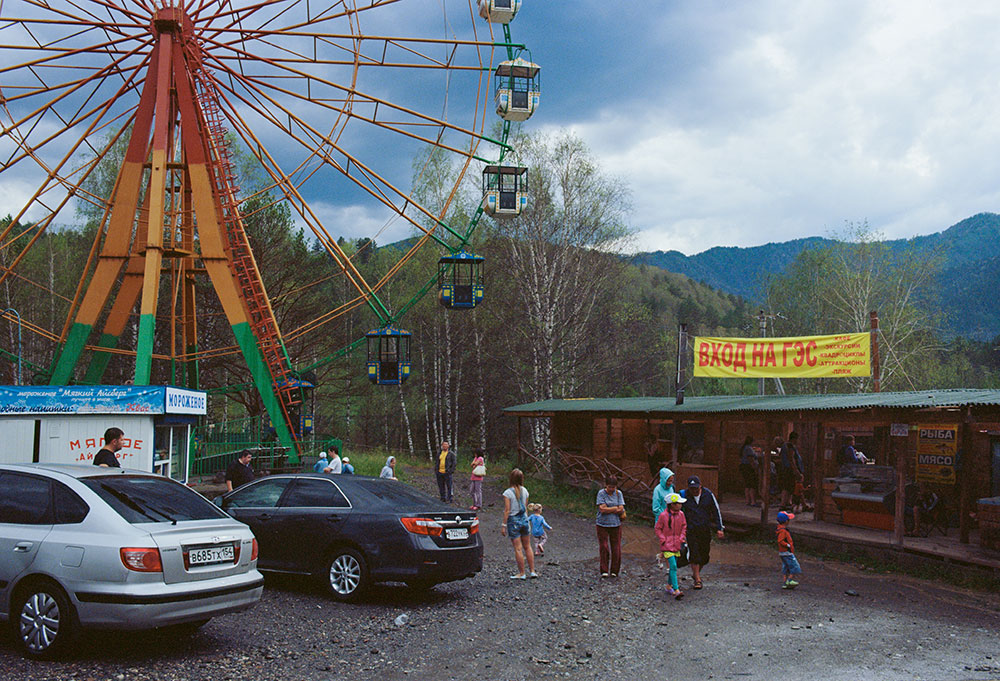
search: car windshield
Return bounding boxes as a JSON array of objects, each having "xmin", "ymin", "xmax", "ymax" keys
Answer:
[{"xmin": 83, "ymin": 475, "xmax": 228, "ymax": 524}]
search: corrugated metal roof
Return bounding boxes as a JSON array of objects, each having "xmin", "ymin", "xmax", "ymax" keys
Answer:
[{"xmin": 503, "ymin": 389, "xmax": 1000, "ymax": 416}]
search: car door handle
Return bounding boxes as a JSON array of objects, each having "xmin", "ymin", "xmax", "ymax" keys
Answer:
[
  {"xmin": 13, "ymin": 542, "xmax": 33, "ymax": 553},
  {"xmin": 257, "ymin": 513, "xmax": 273, "ymax": 521}
]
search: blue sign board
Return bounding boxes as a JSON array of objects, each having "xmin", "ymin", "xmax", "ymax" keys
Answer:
[{"xmin": 0, "ymin": 385, "xmax": 206, "ymax": 416}]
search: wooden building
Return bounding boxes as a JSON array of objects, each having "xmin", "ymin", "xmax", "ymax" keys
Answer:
[{"xmin": 504, "ymin": 389, "xmax": 1000, "ymax": 547}]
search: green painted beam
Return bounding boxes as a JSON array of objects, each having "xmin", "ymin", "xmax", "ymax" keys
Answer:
[
  {"xmin": 82, "ymin": 332, "xmax": 119, "ymax": 384},
  {"xmin": 232, "ymin": 322, "xmax": 298, "ymax": 463},
  {"xmin": 50, "ymin": 322, "xmax": 93, "ymax": 385},
  {"xmin": 134, "ymin": 312, "xmax": 155, "ymax": 385}
]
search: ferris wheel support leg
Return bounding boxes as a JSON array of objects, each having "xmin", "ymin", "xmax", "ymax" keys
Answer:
[{"xmin": 134, "ymin": 33, "xmax": 174, "ymax": 386}]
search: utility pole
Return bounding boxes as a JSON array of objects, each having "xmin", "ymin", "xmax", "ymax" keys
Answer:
[
  {"xmin": 675, "ymin": 323, "xmax": 687, "ymax": 405},
  {"xmin": 754, "ymin": 310, "xmax": 786, "ymax": 396},
  {"xmin": 2, "ymin": 308, "xmax": 22, "ymax": 385}
]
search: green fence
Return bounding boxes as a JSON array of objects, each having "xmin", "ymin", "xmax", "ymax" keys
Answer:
[{"xmin": 191, "ymin": 417, "xmax": 344, "ymax": 477}]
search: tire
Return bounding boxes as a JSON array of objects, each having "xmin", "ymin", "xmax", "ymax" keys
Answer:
[
  {"xmin": 323, "ymin": 548, "xmax": 368, "ymax": 601},
  {"xmin": 11, "ymin": 582, "xmax": 76, "ymax": 660}
]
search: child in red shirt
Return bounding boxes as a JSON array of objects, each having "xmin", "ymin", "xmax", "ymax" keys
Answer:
[{"xmin": 776, "ymin": 511, "xmax": 802, "ymax": 589}]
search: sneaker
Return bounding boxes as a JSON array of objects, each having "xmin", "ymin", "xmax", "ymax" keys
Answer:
[
  {"xmin": 786, "ymin": 580, "xmax": 799, "ymax": 588},
  {"xmin": 600, "ymin": 573, "xmax": 610, "ymax": 578},
  {"xmin": 674, "ymin": 589, "xmax": 684, "ymax": 600},
  {"xmin": 529, "ymin": 571, "xmax": 539, "ymax": 579},
  {"xmin": 510, "ymin": 574, "xmax": 526, "ymax": 580},
  {"xmin": 609, "ymin": 573, "xmax": 618, "ymax": 578},
  {"xmin": 782, "ymin": 583, "xmax": 792, "ymax": 589}
]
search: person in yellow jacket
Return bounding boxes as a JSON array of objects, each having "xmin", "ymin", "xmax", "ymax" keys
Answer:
[{"xmin": 436, "ymin": 441, "xmax": 457, "ymax": 503}]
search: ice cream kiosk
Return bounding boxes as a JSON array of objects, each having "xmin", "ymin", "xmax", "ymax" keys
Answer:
[{"xmin": 0, "ymin": 385, "xmax": 207, "ymax": 483}]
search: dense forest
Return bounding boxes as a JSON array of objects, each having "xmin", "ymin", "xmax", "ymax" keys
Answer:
[{"xmin": 3, "ymin": 133, "xmax": 1000, "ymax": 458}]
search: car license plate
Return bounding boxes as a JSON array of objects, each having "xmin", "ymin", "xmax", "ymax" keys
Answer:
[
  {"xmin": 445, "ymin": 528, "xmax": 468, "ymax": 540},
  {"xmin": 189, "ymin": 545, "xmax": 234, "ymax": 565}
]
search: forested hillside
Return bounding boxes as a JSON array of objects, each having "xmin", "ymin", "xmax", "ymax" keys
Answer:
[
  {"xmin": 3, "ymin": 132, "xmax": 1000, "ymax": 458},
  {"xmin": 635, "ymin": 213, "xmax": 1000, "ymax": 340}
]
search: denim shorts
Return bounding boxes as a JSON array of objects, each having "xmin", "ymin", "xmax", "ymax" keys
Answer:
[
  {"xmin": 506, "ymin": 514, "xmax": 529, "ymax": 538},
  {"xmin": 780, "ymin": 553, "xmax": 802, "ymax": 575}
]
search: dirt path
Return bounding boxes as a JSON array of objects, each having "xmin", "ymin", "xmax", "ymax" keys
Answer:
[{"xmin": 4, "ymin": 466, "xmax": 998, "ymax": 681}]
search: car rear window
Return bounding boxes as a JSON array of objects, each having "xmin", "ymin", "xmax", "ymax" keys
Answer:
[
  {"xmin": 351, "ymin": 479, "xmax": 439, "ymax": 509},
  {"xmin": 82, "ymin": 475, "xmax": 228, "ymax": 524}
]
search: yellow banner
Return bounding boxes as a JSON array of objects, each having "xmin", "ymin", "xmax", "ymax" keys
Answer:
[
  {"xmin": 692, "ymin": 333, "xmax": 871, "ymax": 378},
  {"xmin": 916, "ymin": 424, "xmax": 957, "ymax": 485}
]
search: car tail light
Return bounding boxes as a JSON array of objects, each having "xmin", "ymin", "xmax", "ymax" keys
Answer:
[
  {"xmin": 120, "ymin": 547, "xmax": 163, "ymax": 572},
  {"xmin": 400, "ymin": 517, "xmax": 443, "ymax": 536},
  {"xmin": 469, "ymin": 518, "xmax": 480, "ymax": 534},
  {"xmin": 251, "ymin": 538, "xmax": 259, "ymax": 561}
]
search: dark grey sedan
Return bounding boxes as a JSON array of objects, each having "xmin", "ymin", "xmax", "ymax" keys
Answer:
[{"xmin": 217, "ymin": 474, "xmax": 482, "ymax": 600}]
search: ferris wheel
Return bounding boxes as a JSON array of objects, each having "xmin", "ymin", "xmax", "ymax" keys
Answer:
[{"xmin": 0, "ymin": 0, "xmax": 540, "ymax": 454}]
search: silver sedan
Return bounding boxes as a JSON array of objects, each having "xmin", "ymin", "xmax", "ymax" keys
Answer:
[{"xmin": 0, "ymin": 463, "xmax": 263, "ymax": 659}]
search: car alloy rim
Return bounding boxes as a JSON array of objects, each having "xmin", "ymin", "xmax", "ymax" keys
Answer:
[
  {"xmin": 20, "ymin": 592, "xmax": 60, "ymax": 652},
  {"xmin": 329, "ymin": 554, "xmax": 361, "ymax": 594}
]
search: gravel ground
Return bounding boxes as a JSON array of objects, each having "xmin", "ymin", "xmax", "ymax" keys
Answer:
[{"xmin": 3, "ymin": 467, "xmax": 1000, "ymax": 681}]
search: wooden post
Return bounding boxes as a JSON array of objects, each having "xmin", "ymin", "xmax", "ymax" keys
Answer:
[
  {"xmin": 894, "ymin": 433, "xmax": 906, "ymax": 546},
  {"xmin": 671, "ymin": 419, "xmax": 681, "ymax": 468},
  {"xmin": 760, "ymin": 432, "xmax": 772, "ymax": 526},
  {"xmin": 814, "ymin": 423, "xmax": 826, "ymax": 522},
  {"xmin": 960, "ymin": 419, "xmax": 974, "ymax": 544},
  {"xmin": 516, "ymin": 416, "xmax": 523, "ymax": 469},
  {"xmin": 870, "ymin": 310, "xmax": 881, "ymax": 393}
]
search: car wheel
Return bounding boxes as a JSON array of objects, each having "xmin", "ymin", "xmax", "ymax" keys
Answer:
[
  {"xmin": 11, "ymin": 583, "xmax": 76, "ymax": 660},
  {"xmin": 324, "ymin": 548, "xmax": 368, "ymax": 600}
]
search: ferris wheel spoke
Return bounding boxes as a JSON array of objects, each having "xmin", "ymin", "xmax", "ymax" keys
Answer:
[
  {"xmin": 209, "ymin": 83, "xmax": 393, "ymax": 313},
  {"xmin": 205, "ymin": 40, "xmax": 496, "ymax": 156},
  {"xmin": 207, "ymin": 54, "xmax": 489, "ymax": 164},
  {"xmin": 18, "ymin": 0, "xmax": 142, "ymax": 32},
  {"xmin": 0, "ymin": 59, "xmax": 145, "ymax": 264},
  {"xmin": 217, "ymin": 73, "xmax": 464, "ymax": 245},
  {"xmin": 0, "ymin": 50, "xmax": 148, "ymax": 171}
]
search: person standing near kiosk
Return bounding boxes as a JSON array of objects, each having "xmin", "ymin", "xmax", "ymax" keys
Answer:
[{"xmin": 93, "ymin": 427, "xmax": 124, "ymax": 468}]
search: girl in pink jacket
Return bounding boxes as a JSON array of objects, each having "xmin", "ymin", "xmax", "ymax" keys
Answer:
[{"xmin": 654, "ymin": 492, "xmax": 687, "ymax": 599}]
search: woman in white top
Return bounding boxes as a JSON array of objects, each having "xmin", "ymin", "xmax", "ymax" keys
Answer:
[{"xmin": 501, "ymin": 468, "xmax": 537, "ymax": 579}]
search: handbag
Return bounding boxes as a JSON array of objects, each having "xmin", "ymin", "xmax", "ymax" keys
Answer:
[
  {"xmin": 472, "ymin": 464, "xmax": 486, "ymax": 477},
  {"xmin": 675, "ymin": 542, "xmax": 690, "ymax": 568}
]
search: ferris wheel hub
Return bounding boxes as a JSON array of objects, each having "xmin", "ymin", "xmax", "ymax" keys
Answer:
[{"xmin": 152, "ymin": 7, "xmax": 192, "ymax": 38}]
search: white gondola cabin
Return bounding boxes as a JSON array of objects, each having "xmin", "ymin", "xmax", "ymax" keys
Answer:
[
  {"xmin": 366, "ymin": 326, "xmax": 411, "ymax": 385},
  {"xmin": 438, "ymin": 250, "xmax": 485, "ymax": 309},
  {"xmin": 495, "ymin": 58, "xmax": 540, "ymax": 122},
  {"xmin": 478, "ymin": 0, "xmax": 522, "ymax": 24},
  {"xmin": 482, "ymin": 164, "xmax": 528, "ymax": 218}
]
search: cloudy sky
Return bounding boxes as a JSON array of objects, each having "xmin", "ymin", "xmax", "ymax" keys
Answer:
[
  {"xmin": 518, "ymin": 1, "xmax": 1000, "ymax": 254},
  {"xmin": 4, "ymin": 1, "xmax": 1000, "ymax": 257}
]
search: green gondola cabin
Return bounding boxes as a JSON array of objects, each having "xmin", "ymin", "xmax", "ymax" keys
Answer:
[
  {"xmin": 482, "ymin": 164, "xmax": 528, "ymax": 218},
  {"xmin": 366, "ymin": 326, "xmax": 411, "ymax": 385},
  {"xmin": 438, "ymin": 250, "xmax": 485, "ymax": 309},
  {"xmin": 478, "ymin": 0, "xmax": 522, "ymax": 24},
  {"xmin": 494, "ymin": 57, "xmax": 540, "ymax": 122}
]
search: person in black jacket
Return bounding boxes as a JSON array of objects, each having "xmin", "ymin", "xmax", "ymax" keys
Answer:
[
  {"xmin": 680, "ymin": 475, "xmax": 725, "ymax": 589},
  {"xmin": 225, "ymin": 450, "xmax": 255, "ymax": 491}
]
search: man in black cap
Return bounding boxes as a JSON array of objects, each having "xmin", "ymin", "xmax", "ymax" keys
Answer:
[
  {"xmin": 225, "ymin": 450, "xmax": 255, "ymax": 492},
  {"xmin": 680, "ymin": 475, "xmax": 724, "ymax": 589}
]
